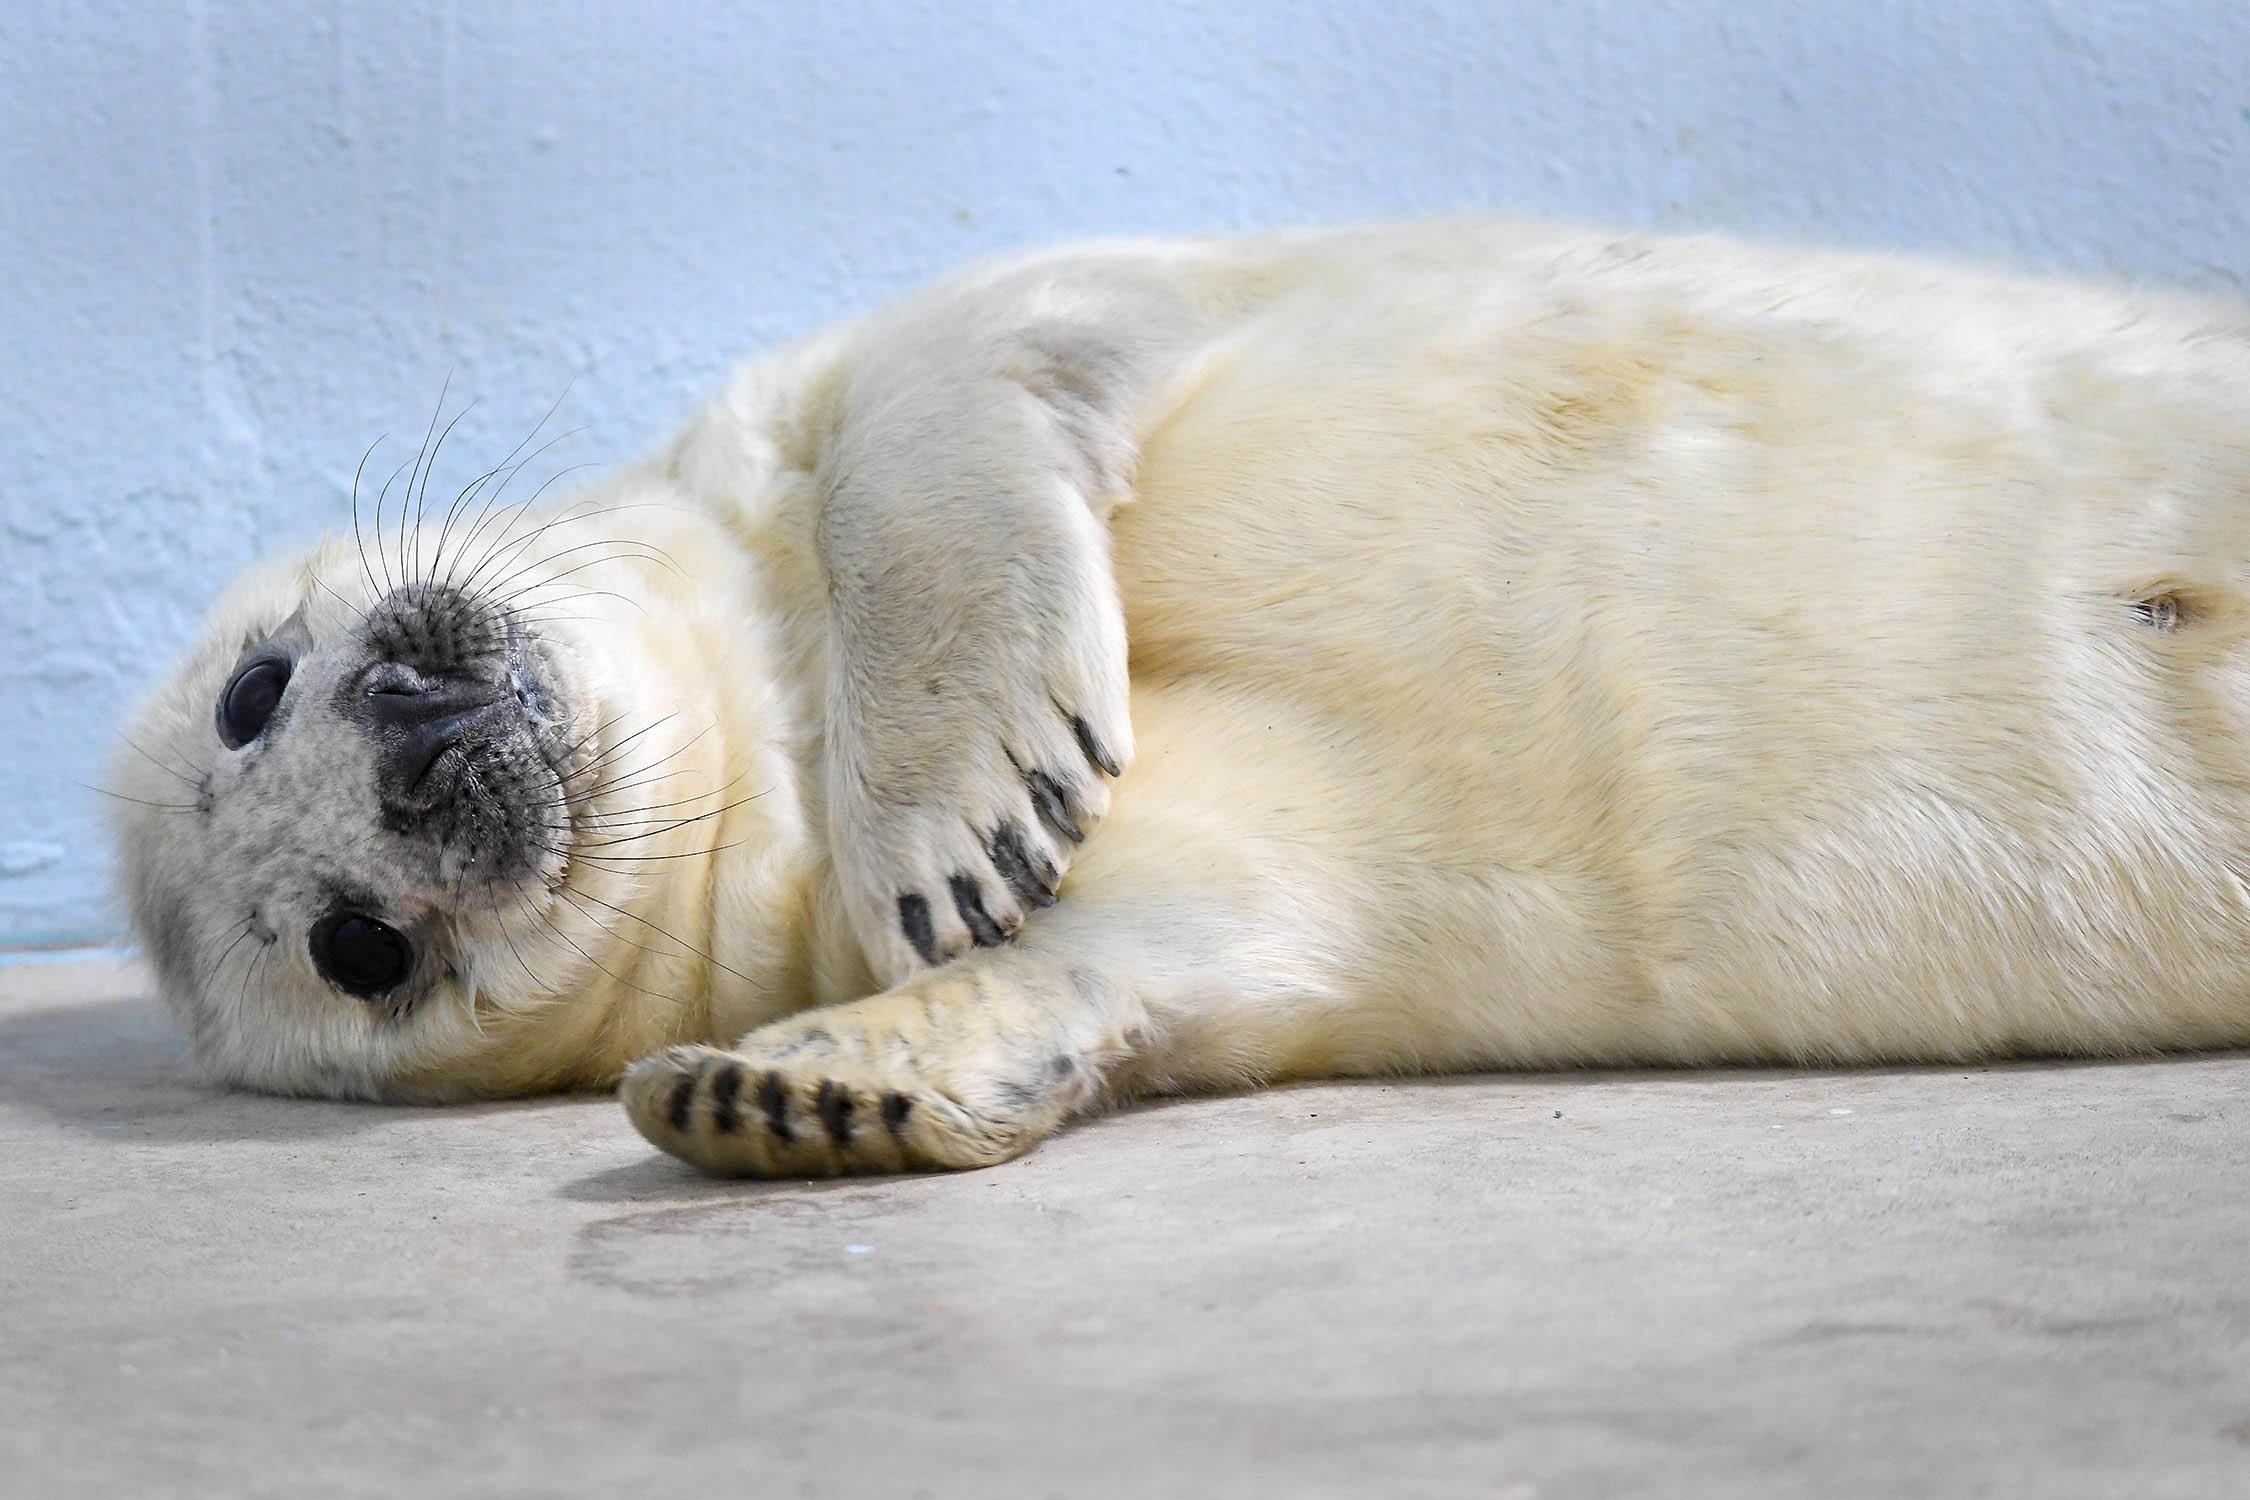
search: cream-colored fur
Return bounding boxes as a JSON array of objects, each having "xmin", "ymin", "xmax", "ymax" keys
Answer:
[{"xmin": 112, "ymin": 221, "xmax": 2250, "ymax": 1175}]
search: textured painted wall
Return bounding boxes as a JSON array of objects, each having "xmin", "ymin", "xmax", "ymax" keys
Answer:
[{"xmin": 4, "ymin": 0, "xmax": 2248, "ymax": 948}]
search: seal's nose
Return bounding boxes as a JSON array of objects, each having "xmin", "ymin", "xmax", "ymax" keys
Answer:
[{"xmin": 369, "ymin": 678, "xmax": 509, "ymax": 792}]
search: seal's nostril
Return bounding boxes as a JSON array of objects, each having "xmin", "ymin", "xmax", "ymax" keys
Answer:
[
  {"xmin": 371, "ymin": 679, "xmax": 510, "ymax": 794},
  {"xmin": 396, "ymin": 710, "xmax": 481, "ymax": 790}
]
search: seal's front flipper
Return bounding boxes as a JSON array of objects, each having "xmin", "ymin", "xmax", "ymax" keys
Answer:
[
  {"xmin": 621, "ymin": 951, "xmax": 1140, "ymax": 1177},
  {"xmin": 814, "ymin": 303, "xmax": 1172, "ymax": 987}
]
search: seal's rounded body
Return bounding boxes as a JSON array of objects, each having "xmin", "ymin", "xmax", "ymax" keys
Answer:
[
  {"xmin": 112, "ymin": 222, "xmax": 2250, "ymax": 1171},
  {"xmin": 1094, "ymin": 243, "xmax": 2250, "ymax": 1086}
]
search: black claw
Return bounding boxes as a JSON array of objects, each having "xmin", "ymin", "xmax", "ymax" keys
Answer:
[
  {"xmin": 1071, "ymin": 714, "xmax": 1122, "ymax": 778},
  {"xmin": 897, "ymin": 891, "xmax": 941, "ymax": 965},
  {"xmin": 949, "ymin": 873, "xmax": 1010, "ymax": 947},
  {"xmin": 881, "ymin": 1090, "xmax": 913, "ymax": 1135},
  {"xmin": 989, "ymin": 820, "xmax": 1058, "ymax": 909},
  {"xmin": 815, "ymin": 1079, "xmax": 856, "ymax": 1144},
  {"xmin": 1026, "ymin": 770, "xmax": 1084, "ymax": 843},
  {"xmin": 757, "ymin": 1071, "xmax": 794, "ymax": 1142},
  {"xmin": 709, "ymin": 1061, "xmax": 744, "ymax": 1133},
  {"xmin": 664, "ymin": 1068, "xmax": 698, "ymax": 1132}
]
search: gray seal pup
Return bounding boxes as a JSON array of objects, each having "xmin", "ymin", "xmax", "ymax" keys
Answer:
[{"xmin": 111, "ymin": 221, "xmax": 2250, "ymax": 1175}]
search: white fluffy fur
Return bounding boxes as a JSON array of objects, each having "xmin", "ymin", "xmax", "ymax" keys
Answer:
[{"xmin": 113, "ymin": 220, "xmax": 2250, "ymax": 1173}]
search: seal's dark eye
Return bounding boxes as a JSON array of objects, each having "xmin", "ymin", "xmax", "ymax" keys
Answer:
[
  {"xmin": 217, "ymin": 658, "xmax": 291, "ymax": 749},
  {"xmin": 310, "ymin": 910, "xmax": 413, "ymax": 999}
]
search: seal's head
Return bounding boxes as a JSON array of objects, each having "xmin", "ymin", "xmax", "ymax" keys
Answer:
[{"xmin": 108, "ymin": 479, "xmax": 794, "ymax": 1101}]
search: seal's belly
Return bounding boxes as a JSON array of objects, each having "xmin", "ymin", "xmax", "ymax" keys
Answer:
[{"xmin": 1108, "ymin": 262, "xmax": 2250, "ymax": 1065}]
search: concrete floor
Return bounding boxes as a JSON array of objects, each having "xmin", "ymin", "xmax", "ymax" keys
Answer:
[{"xmin": 2, "ymin": 958, "xmax": 2246, "ymax": 1499}]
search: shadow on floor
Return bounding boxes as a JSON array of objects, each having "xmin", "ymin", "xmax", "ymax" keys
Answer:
[
  {"xmin": 0, "ymin": 994, "xmax": 561, "ymax": 1145},
  {"xmin": 556, "ymin": 1152, "xmax": 956, "ymax": 1206},
  {"xmin": 13, "ymin": 985, "xmax": 2235, "ymax": 1160},
  {"xmin": 561, "ymin": 1045, "xmax": 2246, "ymax": 1201}
]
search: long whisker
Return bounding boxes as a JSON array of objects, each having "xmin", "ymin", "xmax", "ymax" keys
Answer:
[
  {"xmin": 528, "ymin": 837, "xmax": 747, "ymax": 867},
  {"xmin": 484, "ymin": 588, "xmax": 649, "ymax": 621},
  {"xmin": 482, "ymin": 551, "xmax": 682, "ymax": 619},
  {"xmin": 559, "ymin": 882, "xmax": 763, "ymax": 990},
  {"xmin": 495, "ymin": 614, "xmax": 608, "ymax": 631},
  {"xmin": 570, "ymin": 711, "xmax": 683, "ymax": 783},
  {"xmin": 199, "ymin": 918, "xmax": 256, "ymax": 994},
  {"xmin": 310, "ymin": 570, "xmax": 373, "ymax": 632},
  {"xmin": 428, "ymin": 453, "xmax": 533, "ymax": 598},
  {"xmin": 549, "ymin": 887, "xmax": 708, "ymax": 978},
  {"xmin": 238, "ymin": 939, "xmax": 275, "ymax": 1013},
  {"xmin": 81, "ymin": 783, "xmax": 201, "ymax": 813},
  {"xmin": 458, "ymin": 494, "xmax": 690, "ymax": 608},
  {"xmin": 483, "ymin": 525, "xmax": 690, "ymax": 593},
  {"xmin": 554, "ymin": 708, "xmax": 634, "ymax": 769},
  {"xmin": 401, "ymin": 372, "xmax": 455, "ymax": 595},
  {"xmin": 428, "ymin": 463, "xmax": 509, "ymax": 599},
  {"xmin": 450, "ymin": 464, "xmax": 607, "ymax": 597},
  {"xmin": 444, "ymin": 435, "xmax": 591, "ymax": 594},
  {"xmin": 489, "ymin": 891, "xmax": 550, "ymax": 993},
  {"xmin": 556, "ymin": 740, "xmax": 714, "ymax": 811},
  {"xmin": 348, "ymin": 433, "xmax": 389, "ymax": 603},
  {"xmin": 574, "ymin": 791, "xmax": 768, "ymax": 849},
  {"xmin": 522, "ymin": 898, "xmax": 686, "ymax": 1011},
  {"xmin": 410, "ymin": 396, "xmax": 479, "ymax": 590},
  {"xmin": 368, "ymin": 453, "xmax": 417, "ymax": 598},
  {"xmin": 117, "ymin": 735, "xmax": 205, "ymax": 790},
  {"xmin": 571, "ymin": 787, "xmax": 756, "ymax": 832},
  {"xmin": 477, "ymin": 536, "xmax": 685, "ymax": 610},
  {"xmin": 549, "ymin": 764, "xmax": 703, "ymax": 807},
  {"xmin": 433, "ymin": 378, "xmax": 580, "ymax": 594}
]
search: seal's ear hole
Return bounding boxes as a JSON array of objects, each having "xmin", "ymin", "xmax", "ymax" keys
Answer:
[
  {"xmin": 2132, "ymin": 592, "xmax": 2187, "ymax": 632},
  {"xmin": 2123, "ymin": 579, "xmax": 2243, "ymax": 636}
]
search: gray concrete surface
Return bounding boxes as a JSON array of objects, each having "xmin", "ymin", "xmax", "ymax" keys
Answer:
[{"xmin": 2, "ymin": 958, "xmax": 2245, "ymax": 1499}]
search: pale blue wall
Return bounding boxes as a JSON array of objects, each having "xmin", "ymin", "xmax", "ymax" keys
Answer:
[{"xmin": 4, "ymin": 0, "xmax": 2248, "ymax": 949}]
